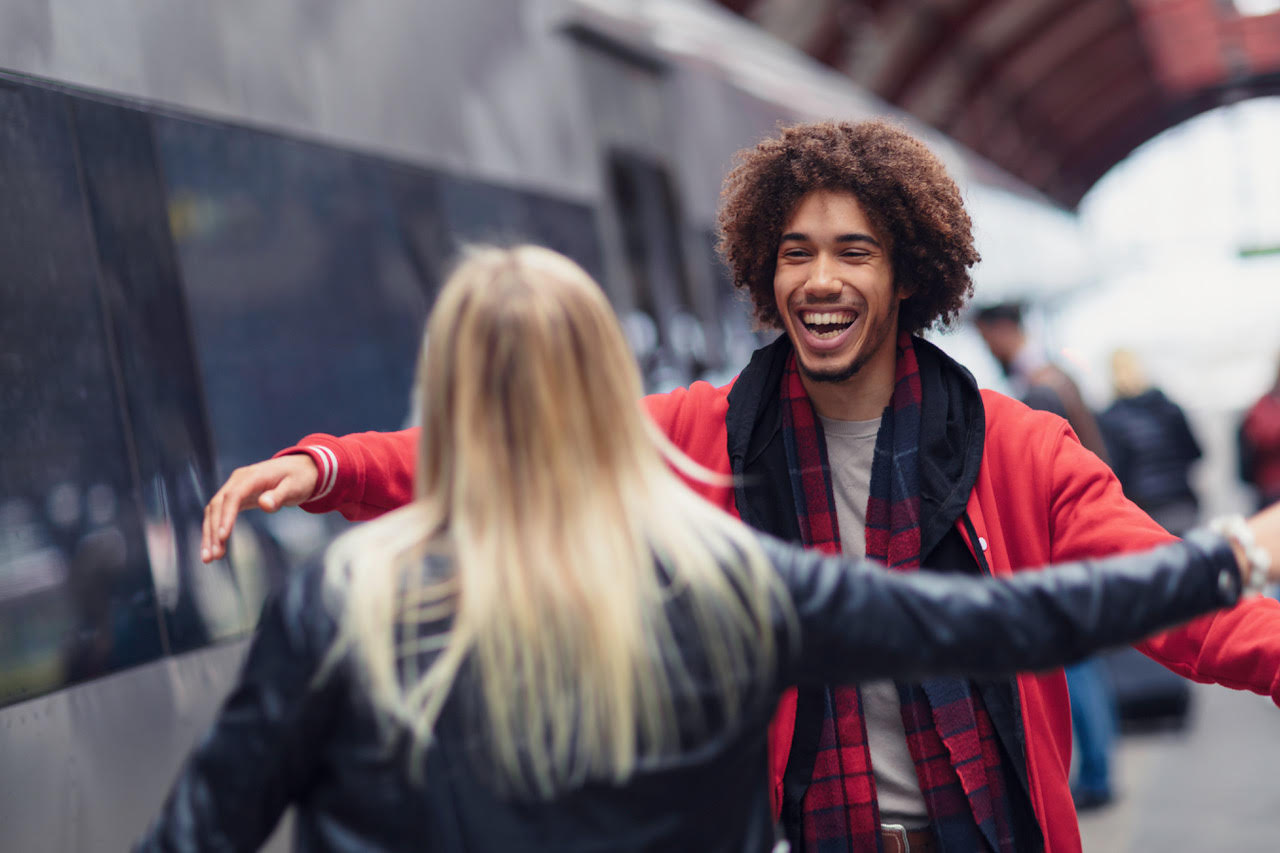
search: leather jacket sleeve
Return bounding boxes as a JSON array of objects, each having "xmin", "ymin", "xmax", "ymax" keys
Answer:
[
  {"xmin": 766, "ymin": 528, "xmax": 1243, "ymax": 688},
  {"xmin": 135, "ymin": 562, "xmax": 340, "ymax": 853}
]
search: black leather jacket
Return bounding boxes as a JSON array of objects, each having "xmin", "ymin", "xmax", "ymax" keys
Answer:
[{"xmin": 136, "ymin": 529, "xmax": 1241, "ymax": 853}]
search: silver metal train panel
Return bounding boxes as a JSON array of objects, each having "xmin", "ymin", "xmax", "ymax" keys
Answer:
[{"xmin": 0, "ymin": 639, "xmax": 288, "ymax": 852}]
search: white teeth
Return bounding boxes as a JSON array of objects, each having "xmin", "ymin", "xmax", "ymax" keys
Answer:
[{"xmin": 801, "ymin": 311, "xmax": 855, "ymax": 325}]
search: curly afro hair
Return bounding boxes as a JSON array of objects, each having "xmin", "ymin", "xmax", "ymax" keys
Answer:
[{"xmin": 716, "ymin": 120, "xmax": 979, "ymax": 335}]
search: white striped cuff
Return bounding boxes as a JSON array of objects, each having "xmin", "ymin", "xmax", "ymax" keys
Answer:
[{"xmin": 304, "ymin": 444, "xmax": 339, "ymax": 501}]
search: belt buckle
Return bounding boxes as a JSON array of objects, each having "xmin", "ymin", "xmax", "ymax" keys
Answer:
[{"xmin": 881, "ymin": 823, "xmax": 910, "ymax": 852}]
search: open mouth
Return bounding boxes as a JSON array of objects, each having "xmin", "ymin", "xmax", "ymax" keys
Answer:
[{"xmin": 800, "ymin": 310, "xmax": 857, "ymax": 340}]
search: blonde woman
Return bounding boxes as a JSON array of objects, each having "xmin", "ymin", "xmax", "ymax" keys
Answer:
[{"xmin": 139, "ymin": 247, "xmax": 1280, "ymax": 853}]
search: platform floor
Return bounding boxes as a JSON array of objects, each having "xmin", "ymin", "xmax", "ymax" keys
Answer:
[{"xmin": 1078, "ymin": 680, "xmax": 1280, "ymax": 851}]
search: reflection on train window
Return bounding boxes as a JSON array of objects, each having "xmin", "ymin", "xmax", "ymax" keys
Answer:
[
  {"xmin": 1, "ymin": 83, "xmax": 618, "ymax": 707},
  {"xmin": 0, "ymin": 85, "xmax": 164, "ymax": 707},
  {"xmin": 437, "ymin": 174, "xmax": 537, "ymax": 246},
  {"xmin": 153, "ymin": 118, "xmax": 434, "ymax": 573},
  {"xmin": 434, "ymin": 174, "xmax": 607, "ymax": 287},
  {"xmin": 72, "ymin": 99, "xmax": 254, "ymax": 654},
  {"xmin": 379, "ymin": 163, "xmax": 452, "ymax": 300},
  {"xmin": 523, "ymin": 194, "xmax": 607, "ymax": 286},
  {"xmin": 700, "ymin": 229, "xmax": 765, "ymax": 383},
  {"xmin": 154, "ymin": 118, "xmax": 433, "ymax": 468},
  {"xmin": 606, "ymin": 151, "xmax": 705, "ymax": 390}
]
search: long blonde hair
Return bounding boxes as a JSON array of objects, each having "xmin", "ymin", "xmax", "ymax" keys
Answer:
[{"xmin": 323, "ymin": 245, "xmax": 788, "ymax": 797}]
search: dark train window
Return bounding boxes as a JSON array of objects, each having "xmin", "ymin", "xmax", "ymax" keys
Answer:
[
  {"xmin": 71, "ymin": 99, "xmax": 257, "ymax": 654},
  {"xmin": 523, "ymin": 194, "xmax": 607, "ymax": 286},
  {"xmin": 0, "ymin": 80, "xmax": 612, "ymax": 704},
  {"xmin": 153, "ymin": 117, "xmax": 433, "ymax": 466},
  {"xmin": 433, "ymin": 173, "xmax": 607, "ymax": 296},
  {"xmin": 151, "ymin": 117, "xmax": 433, "ymax": 573},
  {"xmin": 0, "ymin": 84, "xmax": 164, "ymax": 707},
  {"xmin": 378, "ymin": 163, "xmax": 452, "ymax": 299},
  {"xmin": 605, "ymin": 151, "xmax": 705, "ymax": 389},
  {"xmin": 381, "ymin": 168, "xmax": 605, "ymax": 293},
  {"xmin": 437, "ymin": 174, "xmax": 537, "ymax": 247}
]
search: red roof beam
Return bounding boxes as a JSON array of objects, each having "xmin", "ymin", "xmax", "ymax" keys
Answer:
[
  {"xmin": 1131, "ymin": 0, "xmax": 1230, "ymax": 92},
  {"xmin": 1233, "ymin": 15, "xmax": 1280, "ymax": 72},
  {"xmin": 939, "ymin": 0, "xmax": 1099, "ymax": 134},
  {"xmin": 883, "ymin": 0, "xmax": 1003, "ymax": 103},
  {"xmin": 1025, "ymin": 29, "xmax": 1152, "ymax": 133}
]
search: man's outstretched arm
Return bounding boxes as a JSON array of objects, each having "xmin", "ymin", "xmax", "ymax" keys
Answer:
[
  {"xmin": 200, "ymin": 383, "xmax": 726, "ymax": 563},
  {"xmin": 201, "ymin": 428, "xmax": 419, "ymax": 563},
  {"xmin": 1044, "ymin": 418, "xmax": 1280, "ymax": 703}
]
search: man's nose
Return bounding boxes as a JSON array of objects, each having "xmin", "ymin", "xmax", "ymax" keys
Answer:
[{"xmin": 804, "ymin": 254, "xmax": 842, "ymax": 297}]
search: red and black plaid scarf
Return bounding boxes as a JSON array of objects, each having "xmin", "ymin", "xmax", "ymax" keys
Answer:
[{"xmin": 783, "ymin": 333, "xmax": 1016, "ymax": 853}]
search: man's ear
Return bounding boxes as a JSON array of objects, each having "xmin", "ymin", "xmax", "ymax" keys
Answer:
[{"xmin": 896, "ymin": 280, "xmax": 916, "ymax": 302}]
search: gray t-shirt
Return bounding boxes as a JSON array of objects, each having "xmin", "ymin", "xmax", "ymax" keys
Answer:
[{"xmin": 817, "ymin": 414, "xmax": 929, "ymax": 828}]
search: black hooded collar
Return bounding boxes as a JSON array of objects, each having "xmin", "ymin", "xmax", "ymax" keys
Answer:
[{"xmin": 725, "ymin": 333, "xmax": 986, "ymax": 559}]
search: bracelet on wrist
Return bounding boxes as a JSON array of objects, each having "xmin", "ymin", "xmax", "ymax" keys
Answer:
[{"xmin": 1208, "ymin": 515, "xmax": 1271, "ymax": 597}]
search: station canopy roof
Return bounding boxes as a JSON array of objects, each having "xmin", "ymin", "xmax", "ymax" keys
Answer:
[{"xmin": 714, "ymin": 0, "xmax": 1280, "ymax": 208}]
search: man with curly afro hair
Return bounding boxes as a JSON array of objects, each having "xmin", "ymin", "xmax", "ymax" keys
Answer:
[
  {"xmin": 202, "ymin": 119, "xmax": 1280, "ymax": 853},
  {"xmin": 718, "ymin": 119, "xmax": 977, "ymax": 338}
]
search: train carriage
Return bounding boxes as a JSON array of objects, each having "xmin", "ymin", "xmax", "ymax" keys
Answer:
[{"xmin": 0, "ymin": 2, "xmax": 1087, "ymax": 849}]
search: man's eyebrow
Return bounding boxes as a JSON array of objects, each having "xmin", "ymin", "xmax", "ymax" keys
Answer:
[{"xmin": 779, "ymin": 231, "xmax": 882, "ymax": 247}]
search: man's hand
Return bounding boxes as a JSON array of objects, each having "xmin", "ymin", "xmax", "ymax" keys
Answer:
[
  {"xmin": 1246, "ymin": 501, "xmax": 1280, "ymax": 584},
  {"xmin": 201, "ymin": 455, "xmax": 319, "ymax": 563}
]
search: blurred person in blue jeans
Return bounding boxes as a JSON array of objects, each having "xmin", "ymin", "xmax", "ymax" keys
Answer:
[{"xmin": 975, "ymin": 303, "xmax": 1118, "ymax": 810}]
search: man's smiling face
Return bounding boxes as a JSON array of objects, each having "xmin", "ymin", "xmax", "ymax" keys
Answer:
[{"xmin": 773, "ymin": 189, "xmax": 906, "ymax": 385}]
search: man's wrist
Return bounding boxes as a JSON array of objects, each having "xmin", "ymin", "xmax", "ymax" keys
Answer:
[{"xmin": 272, "ymin": 445, "xmax": 335, "ymax": 503}]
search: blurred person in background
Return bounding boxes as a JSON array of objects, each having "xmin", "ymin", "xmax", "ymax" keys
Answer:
[
  {"xmin": 972, "ymin": 302, "xmax": 1111, "ymax": 464},
  {"xmin": 1239, "ymin": 355, "xmax": 1280, "ymax": 511},
  {"xmin": 1099, "ymin": 348, "xmax": 1203, "ymax": 536},
  {"xmin": 973, "ymin": 301, "xmax": 1119, "ymax": 812},
  {"xmin": 1095, "ymin": 350, "xmax": 1203, "ymax": 740},
  {"xmin": 200, "ymin": 122, "xmax": 1280, "ymax": 853},
  {"xmin": 139, "ymin": 246, "xmax": 1279, "ymax": 853}
]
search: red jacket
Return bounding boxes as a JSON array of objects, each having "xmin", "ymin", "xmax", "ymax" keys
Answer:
[
  {"xmin": 283, "ymin": 348, "xmax": 1280, "ymax": 853},
  {"xmin": 1242, "ymin": 391, "xmax": 1280, "ymax": 503}
]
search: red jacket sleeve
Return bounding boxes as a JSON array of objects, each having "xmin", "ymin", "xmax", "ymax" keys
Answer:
[
  {"xmin": 1044, "ymin": 416, "xmax": 1280, "ymax": 703},
  {"xmin": 269, "ymin": 378, "xmax": 736, "ymax": 524},
  {"xmin": 1245, "ymin": 396, "xmax": 1280, "ymax": 445},
  {"xmin": 274, "ymin": 429, "xmax": 418, "ymax": 521},
  {"xmin": 642, "ymin": 380, "xmax": 736, "ymax": 509}
]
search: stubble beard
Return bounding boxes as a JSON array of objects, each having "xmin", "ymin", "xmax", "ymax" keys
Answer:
[
  {"xmin": 795, "ymin": 309, "xmax": 897, "ymax": 385},
  {"xmin": 799, "ymin": 353, "xmax": 872, "ymax": 385}
]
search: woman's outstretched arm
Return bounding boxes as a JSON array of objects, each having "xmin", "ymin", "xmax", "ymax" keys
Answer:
[{"xmin": 768, "ymin": 527, "xmax": 1256, "ymax": 688}]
